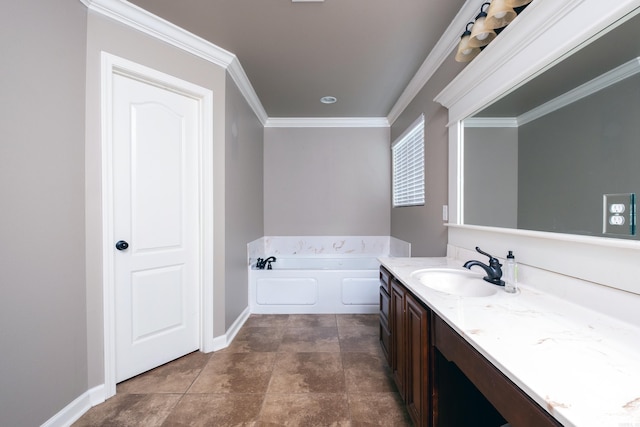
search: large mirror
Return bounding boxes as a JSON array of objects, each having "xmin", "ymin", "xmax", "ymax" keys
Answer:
[{"xmin": 463, "ymin": 9, "xmax": 640, "ymax": 239}]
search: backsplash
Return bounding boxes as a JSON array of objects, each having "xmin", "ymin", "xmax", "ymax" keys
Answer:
[{"xmin": 248, "ymin": 236, "xmax": 411, "ymax": 261}]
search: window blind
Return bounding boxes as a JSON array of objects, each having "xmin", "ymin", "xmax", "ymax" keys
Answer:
[{"xmin": 392, "ymin": 114, "xmax": 425, "ymax": 207}]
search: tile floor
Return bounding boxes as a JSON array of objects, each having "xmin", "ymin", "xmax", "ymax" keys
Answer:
[{"xmin": 73, "ymin": 314, "xmax": 412, "ymax": 426}]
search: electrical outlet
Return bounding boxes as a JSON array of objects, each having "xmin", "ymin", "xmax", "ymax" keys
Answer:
[{"xmin": 603, "ymin": 193, "xmax": 636, "ymax": 235}]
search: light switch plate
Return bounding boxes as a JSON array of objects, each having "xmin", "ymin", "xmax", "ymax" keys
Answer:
[{"xmin": 603, "ymin": 193, "xmax": 636, "ymax": 235}]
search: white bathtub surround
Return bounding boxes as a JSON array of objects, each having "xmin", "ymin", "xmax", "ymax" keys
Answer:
[
  {"xmin": 247, "ymin": 236, "xmax": 410, "ymax": 314},
  {"xmin": 379, "ymin": 254, "xmax": 640, "ymax": 427},
  {"xmin": 248, "ymin": 235, "xmax": 411, "ymax": 261}
]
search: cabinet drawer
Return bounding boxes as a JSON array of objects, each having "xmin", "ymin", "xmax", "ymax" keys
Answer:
[
  {"xmin": 380, "ymin": 266, "xmax": 391, "ymax": 294},
  {"xmin": 380, "ymin": 319, "xmax": 391, "ymax": 365},
  {"xmin": 379, "ymin": 286, "xmax": 390, "ymax": 326}
]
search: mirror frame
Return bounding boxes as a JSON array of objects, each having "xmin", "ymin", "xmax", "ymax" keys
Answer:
[{"xmin": 435, "ymin": 0, "xmax": 640, "ymax": 296}]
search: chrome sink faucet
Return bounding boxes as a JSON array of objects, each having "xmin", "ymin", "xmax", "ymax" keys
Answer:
[{"xmin": 463, "ymin": 247, "xmax": 505, "ymax": 286}]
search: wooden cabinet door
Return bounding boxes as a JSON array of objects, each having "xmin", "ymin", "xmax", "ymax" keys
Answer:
[
  {"xmin": 391, "ymin": 278, "xmax": 406, "ymax": 399},
  {"xmin": 406, "ymin": 291, "xmax": 430, "ymax": 427},
  {"xmin": 379, "ymin": 266, "xmax": 392, "ymax": 365},
  {"xmin": 379, "ymin": 286, "xmax": 391, "ymax": 364}
]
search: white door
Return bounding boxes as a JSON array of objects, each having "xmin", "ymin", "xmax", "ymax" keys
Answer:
[{"xmin": 112, "ymin": 72, "xmax": 200, "ymax": 383}]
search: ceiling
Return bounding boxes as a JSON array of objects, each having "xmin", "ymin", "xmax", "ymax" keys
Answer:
[{"xmin": 126, "ymin": 0, "xmax": 468, "ymax": 118}]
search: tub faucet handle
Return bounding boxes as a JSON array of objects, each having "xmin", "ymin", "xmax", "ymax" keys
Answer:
[{"xmin": 264, "ymin": 256, "xmax": 276, "ymax": 270}]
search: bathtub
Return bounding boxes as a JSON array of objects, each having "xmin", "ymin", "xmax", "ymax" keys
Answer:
[{"xmin": 248, "ymin": 257, "xmax": 381, "ymax": 314}]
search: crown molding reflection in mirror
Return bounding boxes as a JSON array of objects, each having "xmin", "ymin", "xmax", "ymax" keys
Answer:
[
  {"xmin": 517, "ymin": 57, "xmax": 640, "ymax": 125},
  {"xmin": 465, "ymin": 56, "xmax": 640, "ymax": 128},
  {"xmin": 463, "ymin": 117, "xmax": 518, "ymax": 127}
]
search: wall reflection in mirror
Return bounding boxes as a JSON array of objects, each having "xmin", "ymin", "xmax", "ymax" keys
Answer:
[{"xmin": 462, "ymin": 9, "xmax": 640, "ymax": 239}]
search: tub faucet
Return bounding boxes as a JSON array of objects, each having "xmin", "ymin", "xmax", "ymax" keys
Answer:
[
  {"xmin": 256, "ymin": 256, "xmax": 276, "ymax": 270},
  {"xmin": 264, "ymin": 256, "xmax": 276, "ymax": 270},
  {"xmin": 463, "ymin": 247, "xmax": 504, "ymax": 286}
]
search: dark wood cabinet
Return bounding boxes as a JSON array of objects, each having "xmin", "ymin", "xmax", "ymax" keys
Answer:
[
  {"xmin": 390, "ymin": 277, "xmax": 406, "ymax": 398},
  {"xmin": 405, "ymin": 291, "xmax": 430, "ymax": 427},
  {"xmin": 389, "ymin": 275, "xmax": 430, "ymax": 426},
  {"xmin": 380, "ymin": 266, "xmax": 563, "ymax": 427},
  {"xmin": 379, "ymin": 267, "xmax": 391, "ymax": 365}
]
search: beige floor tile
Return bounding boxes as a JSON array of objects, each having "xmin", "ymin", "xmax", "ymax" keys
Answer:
[
  {"xmin": 188, "ymin": 352, "xmax": 277, "ymax": 394},
  {"xmin": 279, "ymin": 327, "xmax": 341, "ymax": 352},
  {"xmin": 116, "ymin": 351, "xmax": 211, "ymax": 394},
  {"xmin": 336, "ymin": 313, "xmax": 379, "ymax": 333},
  {"xmin": 243, "ymin": 314, "xmax": 290, "ymax": 329},
  {"xmin": 162, "ymin": 393, "xmax": 264, "ymax": 426},
  {"xmin": 349, "ymin": 392, "xmax": 413, "ymax": 426},
  {"xmin": 220, "ymin": 326, "xmax": 284, "ymax": 353},
  {"xmin": 72, "ymin": 393, "xmax": 181, "ymax": 427},
  {"xmin": 286, "ymin": 314, "xmax": 337, "ymax": 328},
  {"xmin": 258, "ymin": 393, "xmax": 350, "ymax": 426},
  {"xmin": 268, "ymin": 352, "xmax": 345, "ymax": 393},
  {"xmin": 339, "ymin": 329, "xmax": 382, "ymax": 353},
  {"xmin": 342, "ymin": 352, "xmax": 396, "ymax": 393}
]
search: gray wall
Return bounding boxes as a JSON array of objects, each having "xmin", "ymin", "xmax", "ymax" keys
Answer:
[
  {"xmin": 518, "ymin": 75, "xmax": 640, "ymax": 237},
  {"xmin": 224, "ymin": 76, "xmax": 264, "ymax": 328},
  {"xmin": 390, "ymin": 54, "xmax": 466, "ymax": 256},
  {"xmin": 264, "ymin": 127, "xmax": 391, "ymax": 236},
  {"xmin": 0, "ymin": 1, "xmax": 88, "ymax": 426},
  {"xmin": 464, "ymin": 127, "xmax": 518, "ymax": 228}
]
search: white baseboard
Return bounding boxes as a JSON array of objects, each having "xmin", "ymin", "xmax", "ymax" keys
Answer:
[
  {"xmin": 41, "ymin": 385, "xmax": 105, "ymax": 427},
  {"xmin": 211, "ymin": 307, "xmax": 250, "ymax": 351}
]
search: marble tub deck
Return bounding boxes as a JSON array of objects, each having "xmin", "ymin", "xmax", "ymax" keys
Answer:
[{"xmin": 73, "ymin": 314, "xmax": 412, "ymax": 426}]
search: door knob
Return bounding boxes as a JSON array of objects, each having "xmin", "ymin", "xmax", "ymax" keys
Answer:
[{"xmin": 115, "ymin": 240, "xmax": 129, "ymax": 251}]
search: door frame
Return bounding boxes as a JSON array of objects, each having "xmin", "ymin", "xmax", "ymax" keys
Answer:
[{"xmin": 100, "ymin": 52, "xmax": 215, "ymax": 398}]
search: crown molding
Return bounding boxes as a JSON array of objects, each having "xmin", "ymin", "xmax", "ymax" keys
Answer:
[
  {"xmin": 226, "ymin": 61, "xmax": 269, "ymax": 124},
  {"xmin": 84, "ymin": 0, "xmax": 268, "ymax": 124},
  {"xmin": 84, "ymin": 0, "xmax": 235, "ymax": 67},
  {"xmin": 387, "ymin": 0, "xmax": 486, "ymax": 125},
  {"xmin": 265, "ymin": 117, "xmax": 390, "ymax": 128},
  {"xmin": 464, "ymin": 117, "xmax": 518, "ymax": 128},
  {"xmin": 517, "ymin": 57, "xmax": 640, "ymax": 126}
]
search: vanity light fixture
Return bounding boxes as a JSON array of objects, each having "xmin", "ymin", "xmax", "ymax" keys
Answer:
[
  {"xmin": 320, "ymin": 96, "xmax": 337, "ymax": 104},
  {"xmin": 468, "ymin": 3, "xmax": 497, "ymax": 48},
  {"xmin": 485, "ymin": 0, "xmax": 517, "ymax": 29},
  {"xmin": 454, "ymin": 0, "xmax": 534, "ymax": 62},
  {"xmin": 455, "ymin": 22, "xmax": 481, "ymax": 63}
]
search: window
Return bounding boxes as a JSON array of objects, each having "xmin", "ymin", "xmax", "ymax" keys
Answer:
[{"xmin": 392, "ymin": 114, "xmax": 425, "ymax": 207}]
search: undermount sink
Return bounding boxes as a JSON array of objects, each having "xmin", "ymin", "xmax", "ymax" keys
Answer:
[{"xmin": 411, "ymin": 268, "xmax": 499, "ymax": 297}]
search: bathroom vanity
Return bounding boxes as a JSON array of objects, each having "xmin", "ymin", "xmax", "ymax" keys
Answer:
[{"xmin": 378, "ymin": 257, "xmax": 640, "ymax": 427}]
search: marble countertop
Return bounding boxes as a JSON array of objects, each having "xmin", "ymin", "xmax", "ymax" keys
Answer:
[{"xmin": 378, "ymin": 256, "xmax": 640, "ymax": 427}]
